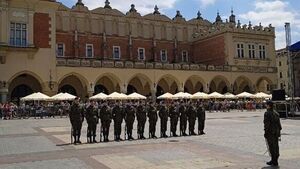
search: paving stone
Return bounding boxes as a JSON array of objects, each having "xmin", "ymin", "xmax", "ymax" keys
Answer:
[
  {"xmin": 0, "ymin": 136, "xmax": 62, "ymax": 156},
  {"xmin": 0, "ymin": 158, "xmax": 92, "ymax": 169}
]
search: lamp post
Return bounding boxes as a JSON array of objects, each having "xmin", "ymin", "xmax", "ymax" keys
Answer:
[{"xmin": 285, "ymin": 22, "xmax": 295, "ymax": 115}]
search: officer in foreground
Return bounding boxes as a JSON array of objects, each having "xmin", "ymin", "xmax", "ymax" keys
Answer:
[
  {"xmin": 264, "ymin": 101, "xmax": 282, "ymax": 166},
  {"xmin": 69, "ymin": 97, "xmax": 84, "ymax": 144}
]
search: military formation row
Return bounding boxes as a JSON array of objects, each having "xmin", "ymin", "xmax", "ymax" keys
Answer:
[{"xmin": 69, "ymin": 99, "xmax": 206, "ymax": 144}]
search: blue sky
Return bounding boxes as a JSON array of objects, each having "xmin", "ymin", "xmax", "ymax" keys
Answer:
[{"xmin": 59, "ymin": 0, "xmax": 300, "ymax": 49}]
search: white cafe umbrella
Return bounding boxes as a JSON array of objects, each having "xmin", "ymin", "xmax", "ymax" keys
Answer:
[
  {"xmin": 236, "ymin": 92, "xmax": 254, "ymax": 98},
  {"xmin": 89, "ymin": 93, "xmax": 108, "ymax": 100},
  {"xmin": 254, "ymin": 92, "xmax": 272, "ymax": 99},
  {"xmin": 21, "ymin": 92, "xmax": 50, "ymax": 101},
  {"xmin": 157, "ymin": 92, "xmax": 173, "ymax": 99},
  {"xmin": 192, "ymin": 92, "xmax": 209, "ymax": 99},
  {"xmin": 127, "ymin": 92, "xmax": 147, "ymax": 100},
  {"xmin": 106, "ymin": 92, "xmax": 127, "ymax": 100},
  {"xmin": 223, "ymin": 92, "xmax": 237, "ymax": 99},
  {"xmin": 51, "ymin": 92, "xmax": 76, "ymax": 101},
  {"xmin": 172, "ymin": 92, "xmax": 192, "ymax": 99},
  {"xmin": 208, "ymin": 92, "xmax": 224, "ymax": 99}
]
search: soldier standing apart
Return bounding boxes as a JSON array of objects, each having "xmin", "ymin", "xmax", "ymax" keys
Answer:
[
  {"xmin": 179, "ymin": 101, "xmax": 187, "ymax": 136},
  {"xmin": 69, "ymin": 97, "xmax": 84, "ymax": 144},
  {"xmin": 85, "ymin": 101, "xmax": 99, "ymax": 143},
  {"xmin": 112, "ymin": 101, "xmax": 124, "ymax": 141},
  {"xmin": 136, "ymin": 101, "xmax": 147, "ymax": 139},
  {"xmin": 125, "ymin": 103, "xmax": 135, "ymax": 140},
  {"xmin": 100, "ymin": 102, "xmax": 112, "ymax": 142},
  {"xmin": 196, "ymin": 101, "xmax": 206, "ymax": 135},
  {"xmin": 148, "ymin": 102, "xmax": 158, "ymax": 138},
  {"xmin": 187, "ymin": 102, "xmax": 197, "ymax": 135},
  {"xmin": 169, "ymin": 102, "xmax": 179, "ymax": 137},
  {"xmin": 264, "ymin": 101, "xmax": 282, "ymax": 166},
  {"xmin": 159, "ymin": 101, "xmax": 169, "ymax": 138}
]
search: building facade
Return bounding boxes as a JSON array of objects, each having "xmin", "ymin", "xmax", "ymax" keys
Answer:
[
  {"xmin": 276, "ymin": 48, "xmax": 300, "ymax": 97},
  {"xmin": 0, "ymin": 0, "xmax": 278, "ymax": 103}
]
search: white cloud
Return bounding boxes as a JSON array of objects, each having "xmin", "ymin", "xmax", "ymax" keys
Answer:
[
  {"xmin": 199, "ymin": 0, "xmax": 217, "ymax": 7},
  {"xmin": 70, "ymin": 0, "xmax": 178, "ymax": 15},
  {"xmin": 238, "ymin": 0, "xmax": 300, "ymax": 49}
]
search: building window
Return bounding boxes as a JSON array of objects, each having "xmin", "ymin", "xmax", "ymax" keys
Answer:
[
  {"xmin": 237, "ymin": 43, "xmax": 244, "ymax": 58},
  {"xmin": 248, "ymin": 44, "xmax": 255, "ymax": 59},
  {"xmin": 10, "ymin": 22, "xmax": 27, "ymax": 47},
  {"xmin": 259, "ymin": 45, "xmax": 266, "ymax": 59},
  {"xmin": 160, "ymin": 50, "xmax": 167, "ymax": 62},
  {"xmin": 280, "ymin": 83, "xmax": 284, "ymax": 89},
  {"xmin": 56, "ymin": 43, "xmax": 65, "ymax": 57},
  {"xmin": 280, "ymin": 72, "xmax": 283, "ymax": 78},
  {"xmin": 279, "ymin": 61, "xmax": 282, "ymax": 67},
  {"xmin": 138, "ymin": 48, "xmax": 145, "ymax": 60},
  {"xmin": 182, "ymin": 51, "xmax": 188, "ymax": 62},
  {"xmin": 86, "ymin": 44, "xmax": 93, "ymax": 58},
  {"xmin": 113, "ymin": 46, "xmax": 121, "ymax": 59}
]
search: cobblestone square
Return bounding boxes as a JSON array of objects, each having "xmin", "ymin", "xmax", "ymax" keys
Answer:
[{"xmin": 0, "ymin": 110, "xmax": 299, "ymax": 169}]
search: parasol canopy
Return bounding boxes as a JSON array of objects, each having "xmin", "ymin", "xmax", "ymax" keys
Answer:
[
  {"xmin": 236, "ymin": 92, "xmax": 254, "ymax": 98},
  {"xmin": 127, "ymin": 92, "xmax": 147, "ymax": 100},
  {"xmin": 106, "ymin": 92, "xmax": 127, "ymax": 100},
  {"xmin": 89, "ymin": 93, "xmax": 108, "ymax": 100},
  {"xmin": 192, "ymin": 92, "xmax": 209, "ymax": 99},
  {"xmin": 254, "ymin": 92, "xmax": 272, "ymax": 99},
  {"xmin": 157, "ymin": 92, "xmax": 174, "ymax": 99},
  {"xmin": 21, "ymin": 92, "xmax": 50, "ymax": 101},
  {"xmin": 223, "ymin": 92, "xmax": 237, "ymax": 99},
  {"xmin": 208, "ymin": 92, "xmax": 224, "ymax": 99},
  {"xmin": 50, "ymin": 92, "xmax": 77, "ymax": 101},
  {"xmin": 172, "ymin": 92, "xmax": 192, "ymax": 99}
]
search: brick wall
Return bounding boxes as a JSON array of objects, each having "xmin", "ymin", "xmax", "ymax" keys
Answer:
[
  {"xmin": 34, "ymin": 13, "xmax": 51, "ymax": 48},
  {"xmin": 193, "ymin": 35, "xmax": 226, "ymax": 65},
  {"xmin": 55, "ymin": 32, "xmax": 199, "ymax": 63}
]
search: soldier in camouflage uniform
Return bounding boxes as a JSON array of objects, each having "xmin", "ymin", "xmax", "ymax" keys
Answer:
[
  {"xmin": 169, "ymin": 102, "xmax": 179, "ymax": 137},
  {"xmin": 159, "ymin": 101, "xmax": 169, "ymax": 138},
  {"xmin": 112, "ymin": 101, "xmax": 124, "ymax": 141},
  {"xmin": 85, "ymin": 101, "xmax": 99, "ymax": 143},
  {"xmin": 179, "ymin": 101, "xmax": 187, "ymax": 136},
  {"xmin": 100, "ymin": 102, "xmax": 112, "ymax": 142},
  {"xmin": 196, "ymin": 101, "xmax": 206, "ymax": 135},
  {"xmin": 69, "ymin": 97, "xmax": 84, "ymax": 144},
  {"xmin": 187, "ymin": 102, "xmax": 196, "ymax": 135},
  {"xmin": 136, "ymin": 101, "xmax": 147, "ymax": 139},
  {"xmin": 264, "ymin": 101, "xmax": 282, "ymax": 166},
  {"xmin": 125, "ymin": 102, "xmax": 135, "ymax": 140},
  {"xmin": 148, "ymin": 102, "xmax": 158, "ymax": 138}
]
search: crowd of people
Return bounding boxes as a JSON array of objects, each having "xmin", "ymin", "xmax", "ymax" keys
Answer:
[{"xmin": 0, "ymin": 99, "xmax": 267, "ymax": 120}]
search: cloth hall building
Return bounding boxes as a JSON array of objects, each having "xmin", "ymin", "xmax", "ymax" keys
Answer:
[{"xmin": 0, "ymin": 0, "xmax": 278, "ymax": 103}]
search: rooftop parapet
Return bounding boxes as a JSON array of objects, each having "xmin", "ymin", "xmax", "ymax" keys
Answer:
[{"xmin": 193, "ymin": 20, "xmax": 275, "ymax": 40}]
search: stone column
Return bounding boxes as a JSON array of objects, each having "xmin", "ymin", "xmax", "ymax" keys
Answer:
[
  {"xmin": 0, "ymin": 88, "xmax": 8, "ymax": 103},
  {"xmin": 178, "ymin": 83, "xmax": 184, "ymax": 92},
  {"xmin": 121, "ymin": 83, "xmax": 127, "ymax": 94},
  {"xmin": 204, "ymin": 83, "xmax": 210, "ymax": 93},
  {"xmin": 151, "ymin": 88, "xmax": 157, "ymax": 101}
]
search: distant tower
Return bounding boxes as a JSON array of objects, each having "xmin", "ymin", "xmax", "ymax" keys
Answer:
[
  {"xmin": 197, "ymin": 11, "xmax": 202, "ymax": 20},
  {"xmin": 215, "ymin": 11, "xmax": 222, "ymax": 23},
  {"xmin": 76, "ymin": 0, "xmax": 84, "ymax": 6},
  {"xmin": 229, "ymin": 8, "xmax": 236, "ymax": 23},
  {"xmin": 153, "ymin": 5, "xmax": 160, "ymax": 15},
  {"xmin": 104, "ymin": 0, "xmax": 112, "ymax": 9}
]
